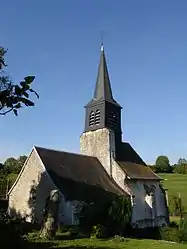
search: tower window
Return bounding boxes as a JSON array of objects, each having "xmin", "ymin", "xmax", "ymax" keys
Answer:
[
  {"xmin": 89, "ymin": 111, "xmax": 95, "ymax": 126},
  {"xmin": 95, "ymin": 109, "xmax": 100, "ymax": 125}
]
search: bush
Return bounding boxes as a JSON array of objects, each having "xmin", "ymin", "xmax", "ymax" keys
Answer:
[
  {"xmin": 58, "ymin": 225, "xmax": 89, "ymax": 239},
  {"xmin": 0, "ymin": 208, "xmax": 39, "ymax": 248},
  {"xmin": 179, "ymin": 215, "xmax": 187, "ymax": 242},
  {"xmin": 159, "ymin": 227, "xmax": 181, "ymax": 243},
  {"xmin": 159, "ymin": 220, "xmax": 187, "ymax": 243},
  {"xmin": 0, "ymin": 218, "xmax": 26, "ymax": 248},
  {"xmin": 91, "ymin": 224, "xmax": 106, "ymax": 238},
  {"xmin": 169, "ymin": 195, "xmax": 184, "ymax": 216},
  {"xmin": 127, "ymin": 226, "xmax": 186, "ymax": 243},
  {"xmin": 76, "ymin": 195, "xmax": 132, "ymax": 237}
]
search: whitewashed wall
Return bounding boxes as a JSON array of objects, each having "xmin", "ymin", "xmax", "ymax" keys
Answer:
[{"xmin": 80, "ymin": 128, "xmax": 169, "ymax": 228}]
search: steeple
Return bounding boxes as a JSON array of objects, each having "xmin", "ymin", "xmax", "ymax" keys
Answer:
[
  {"xmin": 94, "ymin": 44, "xmax": 114, "ymax": 102},
  {"xmin": 87, "ymin": 44, "xmax": 121, "ymax": 107},
  {"xmin": 84, "ymin": 44, "xmax": 122, "ymax": 137}
]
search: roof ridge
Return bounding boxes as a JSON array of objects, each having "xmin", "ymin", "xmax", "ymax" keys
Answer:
[{"xmin": 34, "ymin": 145, "xmax": 97, "ymax": 159}]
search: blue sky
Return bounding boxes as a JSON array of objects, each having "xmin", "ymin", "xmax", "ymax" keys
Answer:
[{"xmin": 1, "ymin": 0, "xmax": 187, "ymax": 164}]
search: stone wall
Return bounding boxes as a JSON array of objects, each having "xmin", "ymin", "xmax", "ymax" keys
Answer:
[
  {"xmin": 8, "ymin": 148, "xmax": 80, "ymax": 225},
  {"xmin": 80, "ymin": 128, "xmax": 112, "ymax": 176},
  {"xmin": 80, "ymin": 127, "xmax": 169, "ymax": 228},
  {"xmin": 8, "ymin": 148, "xmax": 56, "ymax": 223}
]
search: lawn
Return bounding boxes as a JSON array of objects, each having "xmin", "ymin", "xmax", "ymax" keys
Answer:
[
  {"xmin": 159, "ymin": 173, "xmax": 187, "ymax": 211},
  {"xmin": 27, "ymin": 235, "xmax": 187, "ymax": 249}
]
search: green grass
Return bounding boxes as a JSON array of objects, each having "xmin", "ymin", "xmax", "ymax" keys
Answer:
[
  {"xmin": 27, "ymin": 233, "xmax": 187, "ymax": 249},
  {"xmin": 159, "ymin": 173, "xmax": 187, "ymax": 212}
]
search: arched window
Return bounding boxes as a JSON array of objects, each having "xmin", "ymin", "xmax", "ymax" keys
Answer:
[
  {"xmin": 89, "ymin": 111, "xmax": 95, "ymax": 126},
  {"xmin": 95, "ymin": 109, "xmax": 100, "ymax": 125}
]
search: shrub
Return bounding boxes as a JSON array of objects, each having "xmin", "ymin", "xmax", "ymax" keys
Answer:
[
  {"xmin": 107, "ymin": 196, "xmax": 132, "ymax": 236},
  {"xmin": 0, "ymin": 217, "xmax": 26, "ymax": 248},
  {"xmin": 75, "ymin": 195, "xmax": 132, "ymax": 237},
  {"xmin": 169, "ymin": 195, "xmax": 184, "ymax": 216},
  {"xmin": 159, "ymin": 227, "xmax": 181, "ymax": 243},
  {"xmin": 0, "ymin": 208, "xmax": 39, "ymax": 248},
  {"xmin": 179, "ymin": 215, "xmax": 187, "ymax": 242},
  {"xmin": 91, "ymin": 224, "xmax": 106, "ymax": 238},
  {"xmin": 58, "ymin": 225, "xmax": 89, "ymax": 239},
  {"xmin": 58, "ymin": 225, "xmax": 79, "ymax": 233}
]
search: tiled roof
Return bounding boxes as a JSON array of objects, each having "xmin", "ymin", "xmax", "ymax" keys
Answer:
[
  {"xmin": 117, "ymin": 161, "xmax": 160, "ymax": 180},
  {"xmin": 35, "ymin": 146, "xmax": 128, "ymax": 202},
  {"xmin": 116, "ymin": 142, "xmax": 160, "ymax": 180}
]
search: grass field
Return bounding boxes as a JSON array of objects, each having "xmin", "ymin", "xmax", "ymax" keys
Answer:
[
  {"xmin": 159, "ymin": 173, "xmax": 187, "ymax": 212},
  {"xmin": 27, "ymin": 233, "xmax": 186, "ymax": 249}
]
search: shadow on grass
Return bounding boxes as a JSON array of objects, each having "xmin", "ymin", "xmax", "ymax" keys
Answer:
[
  {"xmin": 27, "ymin": 241, "xmax": 116, "ymax": 249},
  {"xmin": 55, "ymin": 232, "xmax": 90, "ymax": 240}
]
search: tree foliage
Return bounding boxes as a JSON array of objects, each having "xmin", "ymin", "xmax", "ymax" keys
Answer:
[
  {"xmin": 154, "ymin": 155, "xmax": 172, "ymax": 173},
  {"xmin": 178, "ymin": 158, "xmax": 187, "ymax": 165},
  {"xmin": 76, "ymin": 195, "xmax": 132, "ymax": 237},
  {"xmin": 0, "ymin": 47, "xmax": 38, "ymax": 116},
  {"xmin": 173, "ymin": 158, "xmax": 187, "ymax": 174},
  {"xmin": 1, "ymin": 155, "xmax": 27, "ymax": 175},
  {"xmin": 169, "ymin": 195, "xmax": 184, "ymax": 217}
]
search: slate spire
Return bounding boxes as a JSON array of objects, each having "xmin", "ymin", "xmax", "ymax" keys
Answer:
[
  {"xmin": 84, "ymin": 44, "xmax": 122, "ymax": 135},
  {"xmin": 91, "ymin": 44, "xmax": 121, "ymax": 107},
  {"xmin": 93, "ymin": 44, "xmax": 113, "ymax": 101}
]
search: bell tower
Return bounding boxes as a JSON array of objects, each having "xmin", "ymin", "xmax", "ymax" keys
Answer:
[
  {"xmin": 80, "ymin": 44, "xmax": 122, "ymax": 176},
  {"xmin": 84, "ymin": 44, "xmax": 122, "ymax": 139}
]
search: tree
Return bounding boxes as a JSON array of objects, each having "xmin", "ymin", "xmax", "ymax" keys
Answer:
[
  {"xmin": 17, "ymin": 155, "xmax": 27, "ymax": 169},
  {"xmin": 0, "ymin": 47, "xmax": 39, "ymax": 116},
  {"xmin": 178, "ymin": 158, "xmax": 187, "ymax": 165},
  {"xmin": 107, "ymin": 196, "xmax": 131, "ymax": 236},
  {"xmin": 3, "ymin": 157, "xmax": 18, "ymax": 174},
  {"xmin": 174, "ymin": 158, "xmax": 187, "ymax": 174},
  {"xmin": 169, "ymin": 195, "xmax": 184, "ymax": 217},
  {"xmin": 40, "ymin": 189, "xmax": 60, "ymax": 239},
  {"xmin": 155, "ymin": 155, "xmax": 172, "ymax": 173},
  {"xmin": 75, "ymin": 195, "xmax": 132, "ymax": 237},
  {"xmin": 2, "ymin": 155, "xmax": 27, "ymax": 175},
  {"xmin": 148, "ymin": 164, "xmax": 156, "ymax": 172}
]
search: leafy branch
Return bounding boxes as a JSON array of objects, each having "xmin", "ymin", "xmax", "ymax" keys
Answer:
[{"xmin": 0, "ymin": 47, "xmax": 39, "ymax": 116}]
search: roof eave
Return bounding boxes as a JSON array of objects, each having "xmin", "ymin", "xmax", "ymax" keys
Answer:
[{"xmin": 85, "ymin": 98, "xmax": 122, "ymax": 108}]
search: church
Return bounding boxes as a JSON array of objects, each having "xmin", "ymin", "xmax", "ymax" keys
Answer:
[{"xmin": 8, "ymin": 44, "xmax": 169, "ymax": 228}]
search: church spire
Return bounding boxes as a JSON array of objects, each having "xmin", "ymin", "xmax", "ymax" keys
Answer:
[
  {"xmin": 93, "ymin": 44, "xmax": 114, "ymax": 102},
  {"xmin": 84, "ymin": 44, "xmax": 122, "ymax": 135}
]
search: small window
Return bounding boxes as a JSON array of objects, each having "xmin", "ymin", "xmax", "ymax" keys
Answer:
[
  {"xmin": 89, "ymin": 111, "xmax": 95, "ymax": 126},
  {"xmin": 95, "ymin": 109, "xmax": 100, "ymax": 125}
]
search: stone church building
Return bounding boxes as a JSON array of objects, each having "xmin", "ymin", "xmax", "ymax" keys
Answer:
[{"xmin": 8, "ymin": 45, "xmax": 169, "ymax": 228}]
